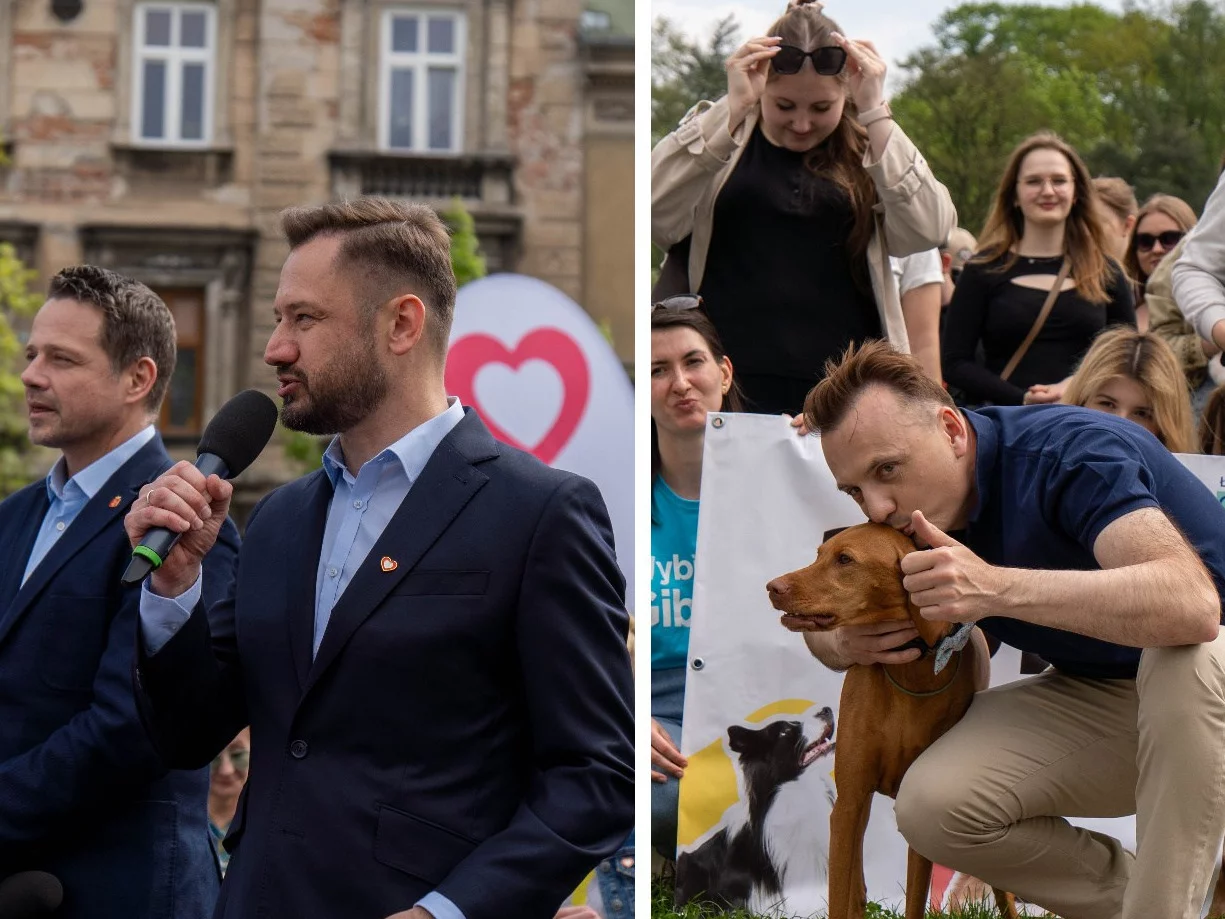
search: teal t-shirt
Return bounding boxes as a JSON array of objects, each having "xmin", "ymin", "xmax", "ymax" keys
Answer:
[{"xmin": 651, "ymin": 475, "xmax": 700, "ymax": 670}]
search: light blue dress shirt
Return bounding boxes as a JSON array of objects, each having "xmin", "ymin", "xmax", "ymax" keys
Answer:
[
  {"xmin": 22, "ymin": 425, "xmax": 157, "ymax": 585},
  {"xmin": 139, "ymin": 400, "xmax": 469, "ymax": 919}
]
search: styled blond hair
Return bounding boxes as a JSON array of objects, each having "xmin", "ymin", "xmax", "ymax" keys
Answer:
[{"xmin": 1063, "ymin": 327, "xmax": 1196, "ymax": 453}]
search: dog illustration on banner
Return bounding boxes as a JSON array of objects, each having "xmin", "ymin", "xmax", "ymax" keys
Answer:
[{"xmin": 675, "ymin": 703, "xmax": 837, "ymax": 917}]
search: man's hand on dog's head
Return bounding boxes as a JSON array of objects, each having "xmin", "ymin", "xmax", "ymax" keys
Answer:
[{"xmin": 901, "ymin": 510, "xmax": 1001, "ymax": 625}]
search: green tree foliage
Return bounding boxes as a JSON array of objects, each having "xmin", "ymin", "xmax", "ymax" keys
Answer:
[
  {"xmin": 892, "ymin": 1, "xmax": 1225, "ymax": 232},
  {"xmin": 652, "ymin": 15, "xmax": 740, "ymax": 144},
  {"xmin": 0, "ymin": 242, "xmax": 44, "ymax": 497},
  {"xmin": 443, "ymin": 197, "xmax": 488, "ymax": 287}
]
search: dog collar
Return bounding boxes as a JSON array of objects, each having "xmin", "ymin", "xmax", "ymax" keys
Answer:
[{"xmin": 897, "ymin": 622, "xmax": 975, "ymax": 675}]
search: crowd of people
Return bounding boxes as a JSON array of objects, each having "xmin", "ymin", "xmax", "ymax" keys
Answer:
[{"xmin": 650, "ymin": 0, "xmax": 1225, "ymax": 915}]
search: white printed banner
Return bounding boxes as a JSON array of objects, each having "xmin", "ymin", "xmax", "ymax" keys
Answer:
[{"xmin": 675, "ymin": 413, "xmax": 1225, "ymax": 916}]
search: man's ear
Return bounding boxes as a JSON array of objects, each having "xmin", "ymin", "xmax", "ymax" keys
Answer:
[
  {"xmin": 387, "ymin": 294, "xmax": 428, "ymax": 356},
  {"xmin": 124, "ymin": 356, "xmax": 158, "ymax": 407}
]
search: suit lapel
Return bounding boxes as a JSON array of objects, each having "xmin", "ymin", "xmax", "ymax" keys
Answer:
[
  {"xmin": 303, "ymin": 411, "xmax": 499, "ymax": 695},
  {"xmin": 0, "ymin": 438, "xmax": 170, "ymax": 650},
  {"xmin": 0, "ymin": 485, "xmax": 49, "ymax": 614},
  {"xmin": 285, "ymin": 470, "xmax": 334, "ymax": 691}
]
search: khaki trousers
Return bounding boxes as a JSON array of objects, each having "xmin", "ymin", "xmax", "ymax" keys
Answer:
[{"xmin": 894, "ymin": 632, "xmax": 1225, "ymax": 919}]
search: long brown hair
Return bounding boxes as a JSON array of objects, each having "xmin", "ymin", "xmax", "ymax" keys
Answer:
[
  {"xmin": 650, "ymin": 306, "xmax": 744, "ymax": 482},
  {"xmin": 1062, "ymin": 327, "xmax": 1196, "ymax": 453},
  {"xmin": 765, "ymin": 0, "xmax": 877, "ymax": 289},
  {"xmin": 1124, "ymin": 194, "xmax": 1198, "ymax": 284},
  {"xmin": 976, "ymin": 132, "xmax": 1115, "ymax": 304}
]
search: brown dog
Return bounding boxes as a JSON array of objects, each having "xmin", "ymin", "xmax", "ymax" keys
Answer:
[{"xmin": 766, "ymin": 522, "xmax": 1016, "ymax": 919}]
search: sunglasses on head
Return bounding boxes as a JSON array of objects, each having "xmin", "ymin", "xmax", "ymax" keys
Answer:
[
  {"xmin": 653, "ymin": 294, "xmax": 703, "ymax": 312},
  {"xmin": 771, "ymin": 44, "xmax": 847, "ymax": 76},
  {"xmin": 1135, "ymin": 230, "xmax": 1184, "ymax": 252}
]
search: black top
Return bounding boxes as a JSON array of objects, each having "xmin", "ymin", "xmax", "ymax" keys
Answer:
[
  {"xmin": 699, "ymin": 125, "xmax": 880, "ymax": 384},
  {"xmin": 942, "ymin": 253, "xmax": 1136, "ymax": 405}
]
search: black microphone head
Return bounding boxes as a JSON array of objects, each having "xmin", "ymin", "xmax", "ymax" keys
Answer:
[
  {"xmin": 196, "ymin": 389, "xmax": 279, "ymax": 478},
  {"xmin": 0, "ymin": 870, "xmax": 64, "ymax": 915}
]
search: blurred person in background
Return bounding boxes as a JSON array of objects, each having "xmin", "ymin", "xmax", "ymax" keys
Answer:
[
  {"xmin": 1124, "ymin": 194, "xmax": 1197, "ymax": 331},
  {"xmin": 1173, "ymin": 153, "xmax": 1225, "ymax": 363},
  {"xmin": 0, "ymin": 266, "xmax": 239, "ymax": 918},
  {"xmin": 649, "ymin": 300, "xmax": 744, "ymax": 864},
  {"xmin": 651, "ymin": 0, "xmax": 955, "ymax": 415},
  {"xmin": 891, "ymin": 249, "xmax": 945, "ymax": 383},
  {"xmin": 1093, "ymin": 177, "xmax": 1138, "ymax": 265},
  {"xmin": 209, "ymin": 729, "xmax": 251, "ymax": 877},
  {"xmin": 940, "ymin": 227, "xmax": 978, "ymax": 308},
  {"xmin": 1199, "ymin": 384, "xmax": 1225, "ymax": 454},
  {"xmin": 1062, "ymin": 327, "xmax": 1197, "ymax": 453},
  {"xmin": 942, "ymin": 132, "xmax": 1135, "ymax": 407}
]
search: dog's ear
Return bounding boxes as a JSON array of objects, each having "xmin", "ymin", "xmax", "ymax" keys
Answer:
[{"xmin": 727, "ymin": 724, "xmax": 750, "ymax": 753}]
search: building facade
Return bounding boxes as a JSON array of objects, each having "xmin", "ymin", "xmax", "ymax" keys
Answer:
[{"xmin": 0, "ymin": 0, "xmax": 632, "ymax": 498}]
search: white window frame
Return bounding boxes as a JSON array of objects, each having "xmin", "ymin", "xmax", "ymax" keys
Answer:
[
  {"xmin": 131, "ymin": 2, "xmax": 217, "ymax": 147},
  {"xmin": 379, "ymin": 8, "xmax": 466, "ymax": 154}
]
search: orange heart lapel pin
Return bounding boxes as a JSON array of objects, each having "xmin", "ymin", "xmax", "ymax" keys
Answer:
[
  {"xmin": 380, "ymin": 556, "xmax": 398, "ymax": 573},
  {"xmin": 108, "ymin": 496, "xmax": 123, "ymax": 509}
]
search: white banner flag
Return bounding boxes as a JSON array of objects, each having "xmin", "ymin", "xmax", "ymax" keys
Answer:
[{"xmin": 675, "ymin": 412, "xmax": 1225, "ymax": 916}]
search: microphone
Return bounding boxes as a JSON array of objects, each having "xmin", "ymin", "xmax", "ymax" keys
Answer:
[
  {"xmin": 121, "ymin": 389, "xmax": 279, "ymax": 586},
  {"xmin": 0, "ymin": 871, "xmax": 63, "ymax": 917}
]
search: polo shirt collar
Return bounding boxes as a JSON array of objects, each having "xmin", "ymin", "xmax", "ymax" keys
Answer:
[{"xmin": 964, "ymin": 409, "xmax": 998, "ymax": 525}]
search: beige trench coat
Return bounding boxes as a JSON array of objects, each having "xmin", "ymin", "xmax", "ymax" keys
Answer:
[{"xmin": 651, "ymin": 96, "xmax": 957, "ymax": 353}]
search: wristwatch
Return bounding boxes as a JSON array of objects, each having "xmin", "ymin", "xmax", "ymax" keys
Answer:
[{"xmin": 857, "ymin": 100, "xmax": 893, "ymax": 127}]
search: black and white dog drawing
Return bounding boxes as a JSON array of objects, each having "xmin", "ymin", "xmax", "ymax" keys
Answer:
[{"xmin": 675, "ymin": 706, "xmax": 836, "ymax": 916}]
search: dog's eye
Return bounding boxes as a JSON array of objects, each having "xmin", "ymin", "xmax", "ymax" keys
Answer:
[{"xmin": 836, "ymin": 553, "xmax": 853, "ymax": 566}]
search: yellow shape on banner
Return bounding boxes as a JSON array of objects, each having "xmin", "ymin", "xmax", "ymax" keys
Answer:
[
  {"xmin": 567, "ymin": 870, "xmax": 594, "ymax": 906},
  {"xmin": 677, "ymin": 698, "xmax": 823, "ymax": 847},
  {"xmin": 745, "ymin": 698, "xmax": 821, "ymax": 722}
]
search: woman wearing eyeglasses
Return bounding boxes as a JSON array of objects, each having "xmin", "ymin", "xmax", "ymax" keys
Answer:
[
  {"xmin": 941, "ymin": 132, "xmax": 1136, "ymax": 408},
  {"xmin": 649, "ymin": 303, "xmax": 743, "ymax": 863},
  {"xmin": 1125, "ymin": 194, "xmax": 1198, "ymax": 332},
  {"xmin": 651, "ymin": 0, "xmax": 955, "ymax": 416},
  {"xmin": 208, "ymin": 728, "xmax": 250, "ymax": 876}
]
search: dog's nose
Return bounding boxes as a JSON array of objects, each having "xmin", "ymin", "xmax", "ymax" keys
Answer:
[{"xmin": 766, "ymin": 577, "xmax": 788, "ymax": 597}]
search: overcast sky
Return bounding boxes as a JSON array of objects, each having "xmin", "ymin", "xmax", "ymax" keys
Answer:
[{"xmin": 653, "ymin": 0, "xmax": 1129, "ymax": 89}]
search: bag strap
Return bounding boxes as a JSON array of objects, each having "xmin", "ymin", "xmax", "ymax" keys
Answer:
[{"xmin": 1000, "ymin": 258, "xmax": 1071, "ymax": 382}]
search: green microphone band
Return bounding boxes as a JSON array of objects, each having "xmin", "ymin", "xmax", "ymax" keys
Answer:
[{"xmin": 131, "ymin": 545, "xmax": 164, "ymax": 568}]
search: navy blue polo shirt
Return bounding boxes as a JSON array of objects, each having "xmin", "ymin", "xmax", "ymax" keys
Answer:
[{"xmin": 965, "ymin": 405, "xmax": 1225, "ymax": 679}]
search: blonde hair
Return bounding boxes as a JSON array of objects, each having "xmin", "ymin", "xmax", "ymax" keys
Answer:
[
  {"xmin": 764, "ymin": 0, "xmax": 876, "ymax": 290},
  {"xmin": 1093, "ymin": 177, "xmax": 1138, "ymax": 224},
  {"xmin": 1124, "ymin": 194, "xmax": 1198, "ymax": 284},
  {"xmin": 1063, "ymin": 327, "xmax": 1196, "ymax": 453},
  {"xmin": 976, "ymin": 132, "xmax": 1115, "ymax": 304},
  {"xmin": 280, "ymin": 197, "xmax": 457, "ymax": 355}
]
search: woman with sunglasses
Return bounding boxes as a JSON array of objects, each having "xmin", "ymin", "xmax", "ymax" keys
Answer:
[
  {"xmin": 1124, "ymin": 194, "xmax": 1198, "ymax": 331},
  {"xmin": 651, "ymin": 0, "xmax": 955, "ymax": 416},
  {"xmin": 942, "ymin": 132, "xmax": 1136, "ymax": 407},
  {"xmin": 649, "ymin": 302, "xmax": 743, "ymax": 863}
]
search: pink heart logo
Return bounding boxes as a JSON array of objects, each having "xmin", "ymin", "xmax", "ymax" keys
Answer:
[{"xmin": 446, "ymin": 329, "xmax": 590, "ymax": 464}]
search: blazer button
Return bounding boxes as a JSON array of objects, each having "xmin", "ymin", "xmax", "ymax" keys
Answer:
[{"xmin": 289, "ymin": 739, "xmax": 309, "ymax": 759}]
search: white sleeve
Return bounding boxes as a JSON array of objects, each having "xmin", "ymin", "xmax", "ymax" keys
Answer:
[
  {"xmin": 1173, "ymin": 170, "xmax": 1225, "ymax": 341},
  {"xmin": 894, "ymin": 249, "xmax": 944, "ymax": 296}
]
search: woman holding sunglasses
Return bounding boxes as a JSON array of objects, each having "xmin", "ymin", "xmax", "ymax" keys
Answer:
[
  {"xmin": 941, "ymin": 132, "xmax": 1135, "ymax": 407},
  {"xmin": 1124, "ymin": 194, "xmax": 1197, "ymax": 331},
  {"xmin": 651, "ymin": 0, "xmax": 955, "ymax": 416},
  {"xmin": 649, "ymin": 301, "xmax": 743, "ymax": 863}
]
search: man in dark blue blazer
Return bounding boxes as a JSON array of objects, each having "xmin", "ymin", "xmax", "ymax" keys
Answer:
[
  {"xmin": 127, "ymin": 198, "xmax": 635, "ymax": 919},
  {"xmin": 0, "ymin": 266, "xmax": 239, "ymax": 917}
]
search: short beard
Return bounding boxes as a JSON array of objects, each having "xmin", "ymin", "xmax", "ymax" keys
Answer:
[{"xmin": 279, "ymin": 357, "xmax": 390, "ymax": 436}]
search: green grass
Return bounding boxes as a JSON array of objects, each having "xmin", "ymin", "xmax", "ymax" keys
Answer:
[{"xmin": 650, "ymin": 875, "xmax": 1028, "ymax": 919}]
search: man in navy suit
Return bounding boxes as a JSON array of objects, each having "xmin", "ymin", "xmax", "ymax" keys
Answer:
[
  {"xmin": 0, "ymin": 266, "xmax": 239, "ymax": 917},
  {"xmin": 127, "ymin": 198, "xmax": 635, "ymax": 919}
]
